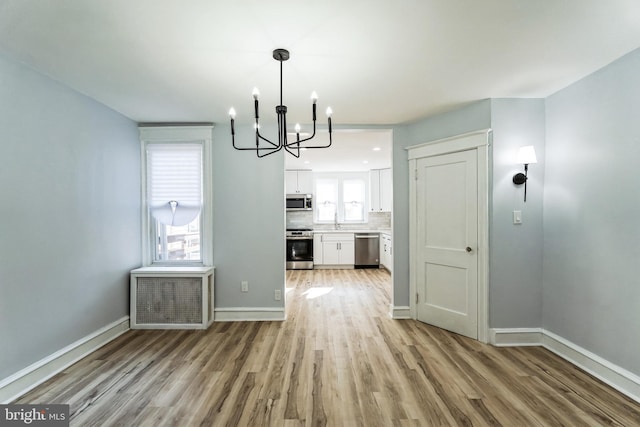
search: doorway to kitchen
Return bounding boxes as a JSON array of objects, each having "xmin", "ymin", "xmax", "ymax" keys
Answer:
[{"xmin": 284, "ymin": 129, "xmax": 394, "ymax": 312}]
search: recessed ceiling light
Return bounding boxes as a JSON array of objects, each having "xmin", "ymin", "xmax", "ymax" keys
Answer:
[
  {"xmin": 372, "ymin": 147, "xmax": 381, "ymax": 151},
  {"xmin": 304, "ymin": 161, "xmax": 311, "ymax": 164},
  {"xmin": 362, "ymin": 160, "xmax": 369, "ymax": 164}
]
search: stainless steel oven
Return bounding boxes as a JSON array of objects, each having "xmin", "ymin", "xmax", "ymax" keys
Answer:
[{"xmin": 286, "ymin": 228, "xmax": 313, "ymax": 270}]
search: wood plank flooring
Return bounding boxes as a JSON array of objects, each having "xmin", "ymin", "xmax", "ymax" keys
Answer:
[{"xmin": 15, "ymin": 269, "xmax": 640, "ymax": 426}]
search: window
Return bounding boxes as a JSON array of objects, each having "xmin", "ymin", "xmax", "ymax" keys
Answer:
[
  {"xmin": 314, "ymin": 172, "xmax": 368, "ymax": 223},
  {"xmin": 140, "ymin": 126, "xmax": 212, "ymax": 265},
  {"xmin": 343, "ymin": 179, "xmax": 365, "ymax": 221},
  {"xmin": 316, "ymin": 178, "xmax": 338, "ymax": 221},
  {"xmin": 147, "ymin": 143, "xmax": 202, "ymax": 262}
]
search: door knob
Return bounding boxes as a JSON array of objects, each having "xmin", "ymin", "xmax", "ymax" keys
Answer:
[{"xmin": 466, "ymin": 247, "xmax": 473, "ymax": 253}]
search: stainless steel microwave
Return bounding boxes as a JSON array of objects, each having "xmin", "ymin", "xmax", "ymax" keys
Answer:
[{"xmin": 286, "ymin": 194, "xmax": 313, "ymax": 211}]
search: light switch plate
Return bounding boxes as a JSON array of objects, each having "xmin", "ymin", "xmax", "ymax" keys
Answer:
[{"xmin": 513, "ymin": 210, "xmax": 522, "ymax": 224}]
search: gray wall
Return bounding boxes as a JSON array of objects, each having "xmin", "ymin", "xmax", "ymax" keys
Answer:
[
  {"xmin": 544, "ymin": 48, "xmax": 640, "ymax": 375},
  {"xmin": 391, "ymin": 99, "xmax": 546, "ymax": 329},
  {"xmin": 0, "ymin": 53, "xmax": 140, "ymax": 380},
  {"xmin": 392, "ymin": 100, "xmax": 492, "ymax": 306},
  {"xmin": 489, "ymin": 99, "xmax": 545, "ymax": 327},
  {"xmin": 211, "ymin": 124, "xmax": 285, "ymax": 309}
]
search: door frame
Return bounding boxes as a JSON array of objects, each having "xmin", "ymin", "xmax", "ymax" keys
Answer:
[{"xmin": 407, "ymin": 129, "xmax": 491, "ymax": 343}]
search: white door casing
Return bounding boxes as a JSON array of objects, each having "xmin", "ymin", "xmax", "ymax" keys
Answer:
[
  {"xmin": 407, "ymin": 130, "xmax": 490, "ymax": 343},
  {"xmin": 415, "ymin": 150, "xmax": 478, "ymax": 339}
]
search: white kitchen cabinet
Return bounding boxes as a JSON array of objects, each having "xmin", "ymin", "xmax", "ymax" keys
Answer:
[
  {"xmin": 313, "ymin": 233, "xmax": 323, "ymax": 265},
  {"xmin": 370, "ymin": 168, "xmax": 392, "ymax": 212},
  {"xmin": 286, "ymin": 170, "xmax": 313, "ymax": 194},
  {"xmin": 380, "ymin": 233, "xmax": 392, "ymax": 272},
  {"xmin": 380, "ymin": 168, "xmax": 392, "ymax": 212},
  {"xmin": 370, "ymin": 169, "xmax": 381, "ymax": 211},
  {"xmin": 315, "ymin": 233, "xmax": 355, "ymax": 266}
]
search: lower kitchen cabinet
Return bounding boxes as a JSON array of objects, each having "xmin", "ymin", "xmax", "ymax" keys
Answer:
[
  {"xmin": 314, "ymin": 233, "xmax": 355, "ymax": 266},
  {"xmin": 313, "ymin": 234, "xmax": 323, "ymax": 265},
  {"xmin": 380, "ymin": 233, "xmax": 392, "ymax": 272}
]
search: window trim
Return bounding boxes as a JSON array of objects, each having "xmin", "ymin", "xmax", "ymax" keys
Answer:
[{"xmin": 139, "ymin": 126, "xmax": 213, "ymax": 266}]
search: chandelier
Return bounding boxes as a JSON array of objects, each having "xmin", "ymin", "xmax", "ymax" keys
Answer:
[{"xmin": 229, "ymin": 48, "xmax": 333, "ymax": 158}]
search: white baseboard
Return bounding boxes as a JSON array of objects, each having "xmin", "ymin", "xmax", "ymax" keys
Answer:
[
  {"xmin": 490, "ymin": 327, "xmax": 543, "ymax": 347},
  {"xmin": 542, "ymin": 330, "xmax": 640, "ymax": 403},
  {"xmin": 0, "ymin": 316, "xmax": 130, "ymax": 404},
  {"xmin": 490, "ymin": 328, "xmax": 640, "ymax": 403},
  {"xmin": 390, "ymin": 305, "xmax": 412, "ymax": 319},
  {"xmin": 214, "ymin": 307, "xmax": 286, "ymax": 322}
]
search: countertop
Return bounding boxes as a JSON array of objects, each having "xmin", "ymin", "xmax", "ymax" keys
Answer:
[{"xmin": 313, "ymin": 228, "xmax": 391, "ymax": 235}]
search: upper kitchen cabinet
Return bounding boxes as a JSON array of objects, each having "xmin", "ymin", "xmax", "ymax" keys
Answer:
[
  {"xmin": 370, "ymin": 168, "xmax": 392, "ymax": 212},
  {"xmin": 286, "ymin": 170, "xmax": 313, "ymax": 194}
]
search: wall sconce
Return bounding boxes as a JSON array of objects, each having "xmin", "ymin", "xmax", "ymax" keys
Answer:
[{"xmin": 512, "ymin": 145, "xmax": 537, "ymax": 202}]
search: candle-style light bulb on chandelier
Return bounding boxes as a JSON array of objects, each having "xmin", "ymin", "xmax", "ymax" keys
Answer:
[{"xmin": 229, "ymin": 48, "xmax": 333, "ymax": 158}]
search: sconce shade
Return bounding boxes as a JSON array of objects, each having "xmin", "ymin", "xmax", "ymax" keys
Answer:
[{"xmin": 516, "ymin": 145, "xmax": 537, "ymax": 164}]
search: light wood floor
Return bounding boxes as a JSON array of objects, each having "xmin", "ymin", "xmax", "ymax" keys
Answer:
[{"xmin": 16, "ymin": 269, "xmax": 640, "ymax": 426}]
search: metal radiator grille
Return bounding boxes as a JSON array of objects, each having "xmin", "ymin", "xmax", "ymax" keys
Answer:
[{"xmin": 136, "ymin": 277, "xmax": 203, "ymax": 324}]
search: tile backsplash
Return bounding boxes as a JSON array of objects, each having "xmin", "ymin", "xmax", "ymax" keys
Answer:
[
  {"xmin": 286, "ymin": 210, "xmax": 391, "ymax": 230},
  {"xmin": 286, "ymin": 211, "xmax": 314, "ymax": 229},
  {"xmin": 368, "ymin": 211, "xmax": 391, "ymax": 229}
]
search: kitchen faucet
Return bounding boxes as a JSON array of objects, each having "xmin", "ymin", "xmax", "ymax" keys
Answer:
[{"xmin": 334, "ymin": 212, "xmax": 340, "ymax": 230}]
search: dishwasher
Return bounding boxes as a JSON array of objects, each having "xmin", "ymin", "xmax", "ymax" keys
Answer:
[{"xmin": 354, "ymin": 233, "xmax": 380, "ymax": 268}]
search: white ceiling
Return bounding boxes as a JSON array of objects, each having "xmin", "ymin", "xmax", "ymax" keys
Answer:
[
  {"xmin": 1, "ymin": 1, "xmax": 639, "ymax": 169},
  {"xmin": 284, "ymin": 130, "xmax": 392, "ymax": 171}
]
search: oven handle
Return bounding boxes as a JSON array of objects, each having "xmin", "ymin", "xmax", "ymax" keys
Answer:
[{"xmin": 287, "ymin": 236, "xmax": 313, "ymax": 240}]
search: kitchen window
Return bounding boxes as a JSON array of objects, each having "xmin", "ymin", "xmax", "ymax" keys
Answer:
[
  {"xmin": 316, "ymin": 178, "xmax": 338, "ymax": 221},
  {"xmin": 139, "ymin": 126, "xmax": 213, "ymax": 266},
  {"xmin": 314, "ymin": 172, "xmax": 368, "ymax": 223},
  {"xmin": 343, "ymin": 179, "xmax": 365, "ymax": 221}
]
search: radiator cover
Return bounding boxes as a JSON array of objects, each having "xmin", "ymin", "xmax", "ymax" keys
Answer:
[{"xmin": 130, "ymin": 267, "xmax": 214, "ymax": 329}]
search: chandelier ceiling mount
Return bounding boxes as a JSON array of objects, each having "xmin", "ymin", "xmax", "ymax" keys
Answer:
[{"xmin": 229, "ymin": 48, "xmax": 333, "ymax": 158}]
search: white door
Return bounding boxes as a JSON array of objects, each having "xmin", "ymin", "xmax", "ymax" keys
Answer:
[{"xmin": 415, "ymin": 149, "xmax": 478, "ymax": 339}]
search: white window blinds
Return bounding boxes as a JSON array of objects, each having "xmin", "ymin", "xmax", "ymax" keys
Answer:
[
  {"xmin": 343, "ymin": 179, "xmax": 365, "ymax": 221},
  {"xmin": 146, "ymin": 143, "xmax": 202, "ymax": 226}
]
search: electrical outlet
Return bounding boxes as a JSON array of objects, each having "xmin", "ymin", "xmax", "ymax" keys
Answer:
[
  {"xmin": 241, "ymin": 281, "xmax": 249, "ymax": 292},
  {"xmin": 274, "ymin": 289, "xmax": 282, "ymax": 301}
]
